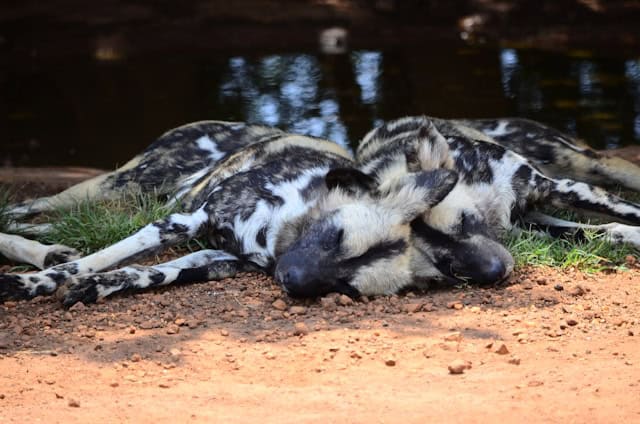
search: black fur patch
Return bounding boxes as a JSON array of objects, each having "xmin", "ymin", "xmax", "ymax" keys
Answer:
[
  {"xmin": 342, "ymin": 239, "xmax": 407, "ymax": 270},
  {"xmin": 256, "ymin": 227, "xmax": 268, "ymax": 248}
]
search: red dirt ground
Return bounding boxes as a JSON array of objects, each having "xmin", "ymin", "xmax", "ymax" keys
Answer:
[{"xmin": 1, "ymin": 170, "xmax": 639, "ymax": 423}]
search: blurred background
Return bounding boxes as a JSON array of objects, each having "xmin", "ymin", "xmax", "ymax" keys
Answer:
[{"xmin": 1, "ymin": 0, "xmax": 640, "ymax": 168}]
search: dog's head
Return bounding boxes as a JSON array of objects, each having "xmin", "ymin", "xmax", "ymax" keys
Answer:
[
  {"xmin": 274, "ymin": 167, "xmax": 459, "ymax": 298},
  {"xmin": 356, "ymin": 117, "xmax": 515, "ymax": 288},
  {"xmin": 409, "ymin": 183, "xmax": 514, "ymax": 287}
]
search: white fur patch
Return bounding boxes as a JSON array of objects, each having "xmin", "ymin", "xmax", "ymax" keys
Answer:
[
  {"xmin": 195, "ymin": 135, "xmax": 225, "ymax": 161},
  {"xmin": 483, "ymin": 120, "xmax": 512, "ymax": 138}
]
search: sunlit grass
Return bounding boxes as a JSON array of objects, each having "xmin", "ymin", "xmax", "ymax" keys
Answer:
[
  {"xmin": 0, "ymin": 186, "xmax": 15, "ymax": 233},
  {"xmin": 38, "ymin": 192, "xmax": 181, "ymax": 254},
  {"xmin": 505, "ymin": 226, "xmax": 634, "ymax": 273}
]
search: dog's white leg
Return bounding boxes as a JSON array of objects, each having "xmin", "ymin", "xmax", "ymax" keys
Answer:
[
  {"xmin": 0, "ymin": 207, "xmax": 209, "ymax": 301},
  {"xmin": 59, "ymin": 249, "xmax": 252, "ymax": 307},
  {"xmin": 0, "ymin": 233, "xmax": 81, "ymax": 269},
  {"xmin": 523, "ymin": 211, "xmax": 640, "ymax": 248}
]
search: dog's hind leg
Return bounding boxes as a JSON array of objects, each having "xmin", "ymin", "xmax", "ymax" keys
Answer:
[
  {"xmin": 0, "ymin": 233, "xmax": 81, "ymax": 269},
  {"xmin": 0, "ymin": 207, "xmax": 209, "ymax": 301},
  {"xmin": 6, "ymin": 171, "xmax": 119, "ymax": 219},
  {"xmin": 539, "ymin": 176, "xmax": 640, "ymax": 225},
  {"xmin": 458, "ymin": 118, "xmax": 640, "ymax": 192},
  {"xmin": 59, "ymin": 250, "xmax": 257, "ymax": 307}
]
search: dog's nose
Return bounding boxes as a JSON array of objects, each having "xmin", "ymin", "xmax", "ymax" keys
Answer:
[
  {"xmin": 478, "ymin": 257, "xmax": 507, "ymax": 285},
  {"xmin": 275, "ymin": 264, "xmax": 309, "ymax": 297}
]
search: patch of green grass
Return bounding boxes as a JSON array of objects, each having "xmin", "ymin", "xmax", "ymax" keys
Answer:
[
  {"xmin": 38, "ymin": 193, "xmax": 182, "ymax": 254},
  {"xmin": 0, "ymin": 186, "xmax": 15, "ymax": 233},
  {"xmin": 505, "ymin": 226, "xmax": 635, "ymax": 273}
]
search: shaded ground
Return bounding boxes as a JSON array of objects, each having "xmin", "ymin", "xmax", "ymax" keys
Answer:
[{"xmin": 1, "ymin": 172, "xmax": 640, "ymax": 422}]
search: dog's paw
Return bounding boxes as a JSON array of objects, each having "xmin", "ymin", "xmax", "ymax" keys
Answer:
[
  {"xmin": 43, "ymin": 245, "xmax": 82, "ymax": 268},
  {"xmin": 61, "ymin": 276, "xmax": 101, "ymax": 308},
  {"xmin": 0, "ymin": 274, "xmax": 29, "ymax": 302}
]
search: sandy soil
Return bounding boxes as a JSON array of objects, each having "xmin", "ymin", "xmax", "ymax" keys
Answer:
[{"xmin": 1, "ymin": 171, "xmax": 640, "ymax": 423}]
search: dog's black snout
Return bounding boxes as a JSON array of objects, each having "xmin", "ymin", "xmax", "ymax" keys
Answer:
[
  {"xmin": 477, "ymin": 257, "xmax": 507, "ymax": 285},
  {"xmin": 277, "ymin": 265, "xmax": 304, "ymax": 288}
]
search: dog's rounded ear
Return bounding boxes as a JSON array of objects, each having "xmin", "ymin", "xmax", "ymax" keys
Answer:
[
  {"xmin": 325, "ymin": 168, "xmax": 378, "ymax": 193},
  {"xmin": 414, "ymin": 169, "xmax": 458, "ymax": 208},
  {"xmin": 380, "ymin": 169, "xmax": 459, "ymax": 224}
]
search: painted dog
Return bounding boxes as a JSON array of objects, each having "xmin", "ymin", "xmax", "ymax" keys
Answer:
[
  {"xmin": 356, "ymin": 116, "xmax": 640, "ymax": 286},
  {"xmin": 0, "ymin": 121, "xmax": 457, "ymax": 306},
  {"xmin": 1, "ymin": 117, "xmax": 640, "ymax": 306}
]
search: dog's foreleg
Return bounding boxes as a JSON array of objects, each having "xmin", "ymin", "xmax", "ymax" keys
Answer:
[
  {"xmin": 59, "ymin": 250, "xmax": 254, "ymax": 307},
  {"xmin": 0, "ymin": 208, "xmax": 209, "ymax": 301},
  {"xmin": 523, "ymin": 211, "xmax": 640, "ymax": 248}
]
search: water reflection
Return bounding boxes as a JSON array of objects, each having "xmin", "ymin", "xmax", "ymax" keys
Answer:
[
  {"xmin": 219, "ymin": 54, "xmax": 350, "ymax": 149},
  {"xmin": 2, "ymin": 45, "xmax": 640, "ymax": 167}
]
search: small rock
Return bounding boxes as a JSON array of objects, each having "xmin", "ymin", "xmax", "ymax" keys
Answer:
[
  {"xmin": 320, "ymin": 296, "xmax": 337, "ymax": 311},
  {"xmin": 613, "ymin": 318, "xmax": 627, "ymax": 327},
  {"xmin": 127, "ymin": 326, "xmax": 136, "ymax": 334},
  {"xmin": 293, "ymin": 322, "xmax": 309, "ymax": 336},
  {"xmin": 166, "ymin": 324, "xmax": 180, "ymax": 335},
  {"xmin": 403, "ymin": 303, "xmax": 423, "ymax": 313},
  {"xmin": 493, "ymin": 343, "xmax": 510, "ymax": 355},
  {"xmin": 68, "ymin": 399, "xmax": 80, "ymax": 408},
  {"xmin": 68, "ymin": 302, "xmax": 86, "ymax": 311},
  {"xmin": 508, "ymin": 356, "xmax": 521, "ymax": 365},
  {"xmin": 0, "ymin": 333, "xmax": 9, "ymax": 349},
  {"xmin": 448, "ymin": 359, "xmax": 472, "ymax": 374},
  {"xmin": 554, "ymin": 284, "xmax": 564, "ymax": 291},
  {"xmin": 443, "ymin": 332, "xmax": 462, "ymax": 342},
  {"xmin": 139, "ymin": 320, "xmax": 161, "ymax": 330},
  {"xmin": 446, "ymin": 302, "xmax": 464, "ymax": 310},
  {"xmin": 528, "ymin": 380, "xmax": 544, "ymax": 387},
  {"xmin": 566, "ymin": 319, "xmax": 578, "ymax": 326},
  {"xmin": 384, "ymin": 358, "xmax": 396, "ymax": 367},
  {"xmin": 272, "ymin": 299, "xmax": 287, "ymax": 311},
  {"xmin": 264, "ymin": 351, "xmax": 276, "ymax": 360},
  {"xmin": 158, "ymin": 383, "xmax": 170, "ymax": 389},
  {"xmin": 110, "ymin": 382, "xmax": 119, "ymax": 388},
  {"xmin": 289, "ymin": 306, "xmax": 307, "ymax": 315},
  {"xmin": 131, "ymin": 353, "xmax": 142, "ymax": 362},
  {"xmin": 169, "ymin": 348, "xmax": 181, "ymax": 357},
  {"xmin": 568, "ymin": 285, "xmax": 586, "ymax": 297},
  {"xmin": 220, "ymin": 329, "xmax": 229, "ymax": 336},
  {"xmin": 625, "ymin": 254, "xmax": 637, "ymax": 266},
  {"xmin": 628, "ymin": 330, "xmax": 635, "ymax": 337},
  {"xmin": 174, "ymin": 318, "xmax": 186, "ymax": 326},
  {"xmin": 338, "ymin": 295, "xmax": 353, "ymax": 306}
]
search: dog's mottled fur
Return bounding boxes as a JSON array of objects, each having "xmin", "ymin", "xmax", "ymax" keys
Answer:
[
  {"xmin": 2, "ymin": 116, "xmax": 640, "ymax": 307},
  {"xmin": 356, "ymin": 116, "xmax": 640, "ymax": 285},
  {"xmin": 0, "ymin": 121, "xmax": 456, "ymax": 306}
]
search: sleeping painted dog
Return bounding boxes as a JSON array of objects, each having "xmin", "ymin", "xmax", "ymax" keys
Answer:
[
  {"xmin": 0, "ymin": 121, "xmax": 458, "ymax": 306},
  {"xmin": 356, "ymin": 116, "xmax": 640, "ymax": 286},
  {"xmin": 2, "ymin": 117, "xmax": 640, "ymax": 306}
]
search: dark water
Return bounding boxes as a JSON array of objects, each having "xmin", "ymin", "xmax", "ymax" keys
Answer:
[{"xmin": 2, "ymin": 43, "xmax": 640, "ymax": 168}]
